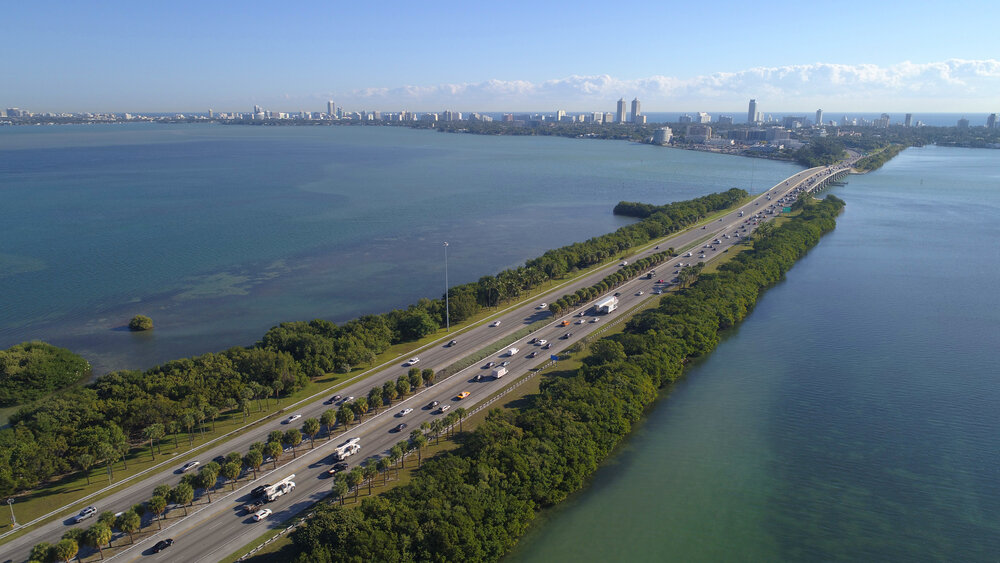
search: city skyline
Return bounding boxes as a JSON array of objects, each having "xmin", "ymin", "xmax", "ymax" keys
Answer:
[{"xmin": 4, "ymin": 1, "xmax": 999, "ymax": 113}]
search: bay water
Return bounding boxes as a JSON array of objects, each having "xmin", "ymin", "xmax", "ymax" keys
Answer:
[
  {"xmin": 507, "ymin": 145, "xmax": 1000, "ymax": 562},
  {"xmin": 0, "ymin": 124, "xmax": 799, "ymax": 374}
]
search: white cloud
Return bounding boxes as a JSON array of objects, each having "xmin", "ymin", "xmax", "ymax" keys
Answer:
[{"xmin": 316, "ymin": 59, "xmax": 1000, "ymax": 112}]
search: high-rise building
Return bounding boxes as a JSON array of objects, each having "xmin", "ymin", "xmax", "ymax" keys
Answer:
[
  {"xmin": 815, "ymin": 109, "xmax": 823, "ymax": 126},
  {"xmin": 327, "ymin": 100, "xmax": 335, "ymax": 116},
  {"xmin": 747, "ymin": 99, "xmax": 758, "ymax": 124},
  {"xmin": 631, "ymin": 98, "xmax": 641, "ymax": 123},
  {"xmin": 877, "ymin": 113, "xmax": 891, "ymax": 128},
  {"xmin": 987, "ymin": 113, "xmax": 997, "ymax": 128},
  {"xmin": 696, "ymin": 112, "xmax": 711, "ymax": 124},
  {"xmin": 716, "ymin": 115, "xmax": 733, "ymax": 125},
  {"xmin": 653, "ymin": 127, "xmax": 673, "ymax": 145},
  {"xmin": 556, "ymin": 109, "xmax": 566, "ymax": 121},
  {"xmin": 957, "ymin": 117, "xmax": 969, "ymax": 129},
  {"xmin": 208, "ymin": 109, "xmax": 214, "ymax": 118},
  {"xmin": 616, "ymin": 99, "xmax": 627, "ymax": 123},
  {"xmin": 904, "ymin": 113, "xmax": 913, "ymax": 127}
]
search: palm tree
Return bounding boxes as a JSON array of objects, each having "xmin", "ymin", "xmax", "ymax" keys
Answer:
[
  {"xmin": 454, "ymin": 407, "xmax": 467, "ymax": 432},
  {"xmin": 362, "ymin": 462, "xmax": 377, "ymax": 495},
  {"xmin": 320, "ymin": 409, "xmax": 335, "ymax": 440},
  {"xmin": 345, "ymin": 468, "xmax": 362, "ymax": 501},
  {"xmin": 85, "ymin": 522, "xmax": 112, "ymax": 559},
  {"xmin": 301, "ymin": 418, "xmax": 320, "ymax": 448},
  {"xmin": 336, "ymin": 406, "xmax": 352, "ymax": 429},
  {"xmin": 143, "ymin": 423, "xmax": 165, "ymax": 461},
  {"xmin": 410, "ymin": 432, "xmax": 427, "ymax": 466},
  {"xmin": 53, "ymin": 538, "xmax": 78, "ymax": 562},
  {"xmin": 116, "ymin": 511, "xmax": 140, "ymax": 544},
  {"xmin": 376, "ymin": 457, "xmax": 391, "ymax": 485},
  {"xmin": 367, "ymin": 387, "xmax": 381, "ymax": 413},
  {"xmin": 148, "ymin": 496, "xmax": 167, "ymax": 529},
  {"xmin": 222, "ymin": 462, "xmax": 241, "ymax": 490},
  {"xmin": 245, "ymin": 450, "xmax": 263, "ymax": 479},
  {"xmin": 389, "ymin": 444, "xmax": 404, "ymax": 476},
  {"xmin": 332, "ymin": 475, "xmax": 349, "ymax": 505},
  {"xmin": 264, "ymin": 441, "xmax": 282, "ymax": 469},
  {"xmin": 284, "ymin": 429, "xmax": 302, "ymax": 458},
  {"xmin": 76, "ymin": 453, "xmax": 95, "ymax": 485},
  {"xmin": 203, "ymin": 405, "xmax": 220, "ymax": 432}
]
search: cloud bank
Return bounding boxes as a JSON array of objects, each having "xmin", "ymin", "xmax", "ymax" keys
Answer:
[{"xmin": 324, "ymin": 59, "xmax": 1000, "ymax": 112}]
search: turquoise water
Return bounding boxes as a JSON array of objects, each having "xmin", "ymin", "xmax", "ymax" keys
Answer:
[
  {"xmin": 0, "ymin": 124, "xmax": 800, "ymax": 373},
  {"xmin": 507, "ymin": 145, "xmax": 1000, "ymax": 562}
]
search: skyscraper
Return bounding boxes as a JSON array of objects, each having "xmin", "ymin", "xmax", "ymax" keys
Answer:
[
  {"xmin": 815, "ymin": 109, "xmax": 823, "ymax": 126},
  {"xmin": 616, "ymin": 98, "xmax": 627, "ymax": 123},
  {"xmin": 631, "ymin": 98, "xmax": 641, "ymax": 123},
  {"xmin": 987, "ymin": 113, "xmax": 997, "ymax": 129},
  {"xmin": 904, "ymin": 113, "xmax": 913, "ymax": 127},
  {"xmin": 748, "ymin": 99, "xmax": 758, "ymax": 124},
  {"xmin": 327, "ymin": 100, "xmax": 335, "ymax": 116}
]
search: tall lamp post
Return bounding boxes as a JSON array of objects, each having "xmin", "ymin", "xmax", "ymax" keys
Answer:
[
  {"xmin": 6, "ymin": 498, "xmax": 14, "ymax": 527},
  {"xmin": 443, "ymin": 242, "xmax": 450, "ymax": 332}
]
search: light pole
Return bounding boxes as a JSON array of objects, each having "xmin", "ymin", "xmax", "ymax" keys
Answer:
[
  {"xmin": 443, "ymin": 242, "xmax": 450, "ymax": 332},
  {"xmin": 6, "ymin": 498, "xmax": 14, "ymax": 527}
]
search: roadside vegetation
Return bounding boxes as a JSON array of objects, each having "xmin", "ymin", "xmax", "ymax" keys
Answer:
[
  {"xmin": 284, "ymin": 195, "xmax": 846, "ymax": 562},
  {"xmin": 0, "ymin": 342, "xmax": 91, "ymax": 407}
]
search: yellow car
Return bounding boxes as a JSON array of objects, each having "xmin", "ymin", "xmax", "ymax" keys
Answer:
[{"xmin": 457, "ymin": 391, "xmax": 470, "ymax": 399}]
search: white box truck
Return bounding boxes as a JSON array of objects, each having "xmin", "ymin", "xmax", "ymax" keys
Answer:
[
  {"xmin": 507, "ymin": 347, "xmax": 519, "ymax": 356},
  {"xmin": 596, "ymin": 295, "xmax": 619, "ymax": 314},
  {"xmin": 491, "ymin": 367, "xmax": 508, "ymax": 379}
]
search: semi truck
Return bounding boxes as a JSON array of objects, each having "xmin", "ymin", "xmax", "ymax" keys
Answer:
[
  {"xmin": 334, "ymin": 442, "xmax": 361, "ymax": 461},
  {"xmin": 262, "ymin": 475, "xmax": 296, "ymax": 502},
  {"xmin": 596, "ymin": 295, "xmax": 619, "ymax": 314}
]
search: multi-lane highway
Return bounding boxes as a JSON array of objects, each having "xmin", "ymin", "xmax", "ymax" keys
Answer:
[{"xmin": 2, "ymin": 159, "xmax": 856, "ymax": 563}]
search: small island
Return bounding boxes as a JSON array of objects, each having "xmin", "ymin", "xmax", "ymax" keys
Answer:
[{"xmin": 128, "ymin": 314, "xmax": 154, "ymax": 331}]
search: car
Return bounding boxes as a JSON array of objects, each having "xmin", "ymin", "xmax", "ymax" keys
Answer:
[
  {"xmin": 473, "ymin": 373, "xmax": 483, "ymax": 382},
  {"xmin": 699, "ymin": 254, "xmax": 706, "ymax": 259},
  {"xmin": 484, "ymin": 361, "xmax": 495, "ymax": 368},
  {"xmin": 500, "ymin": 361, "xmax": 510, "ymax": 367},
  {"xmin": 327, "ymin": 462, "xmax": 349, "ymax": 475},
  {"xmin": 344, "ymin": 396, "xmax": 354, "ymax": 403},
  {"xmin": 284, "ymin": 414, "xmax": 302, "ymax": 424},
  {"xmin": 561, "ymin": 332, "xmax": 572, "ymax": 339},
  {"xmin": 243, "ymin": 500, "xmax": 265, "ymax": 512},
  {"xmin": 405, "ymin": 357, "xmax": 420, "ymax": 366},
  {"xmin": 542, "ymin": 343, "xmax": 552, "ymax": 349},
  {"xmin": 528, "ymin": 337, "xmax": 537, "ymax": 344},
  {"xmin": 576, "ymin": 319, "xmax": 586, "ymax": 324},
  {"xmin": 536, "ymin": 339, "xmax": 547, "ymax": 346},
  {"xmin": 152, "ymin": 539, "xmax": 174, "ymax": 553},
  {"xmin": 457, "ymin": 391, "xmax": 470, "ymax": 399},
  {"xmin": 447, "ymin": 339, "xmax": 458, "ymax": 347},
  {"xmin": 653, "ymin": 289, "xmax": 663, "ymax": 295},
  {"xmin": 254, "ymin": 508, "xmax": 273, "ymax": 521},
  {"xmin": 398, "ymin": 408, "xmax": 413, "ymax": 416},
  {"xmin": 636, "ymin": 291, "xmax": 643, "ymax": 296},
  {"xmin": 527, "ymin": 351, "xmax": 538, "ymax": 358},
  {"xmin": 613, "ymin": 292, "xmax": 621, "ymax": 296},
  {"xmin": 684, "ymin": 252, "xmax": 692, "ymax": 257},
  {"xmin": 392, "ymin": 423, "xmax": 408, "ymax": 433},
  {"xmin": 426, "ymin": 400, "xmax": 440, "ymax": 409},
  {"xmin": 437, "ymin": 404, "xmax": 451, "ymax": 413},
  {"xmin": 537, "ymin": 302, "xmax": 547, "ymax": 309},
  {"xmin": 490, "ymin": 320, "xmax": 501, "ymax": 327},
  {"xmin": 590, "ymin": 317, "xmax": 600, "ymax": 323},
  {"xmin": 180, "ymin": 461, "xmax": 200, "ymax": 472},
  {"xmin": 577, "ymin": 311, "xmax": 586, "ymax": 317},
  {"xmin": 324, "ymin": 396, "xmax": 339, "ymax": 405},
  {"xmin": 657, "ymin": 279, "xmax": 664, "ymax": 283},
  {"xmin": 74, "ymin": 506, "xmax": 98, "ymax": 523}
]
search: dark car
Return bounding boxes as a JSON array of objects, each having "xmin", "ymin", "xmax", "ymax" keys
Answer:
[
  {"xmin": 528, "ymin": 337, "xmax": 537, "ymax": 344},
  {"xmin": 392, "ymin": 423, "xmax": 408, "ymax": 433},
  {"xmin": 542, "ymin": 343, "xmax": 551, "ymax": 349},
  {"xmin": 327, "ymin": 461, "xmax": 349, "ymax": 475},
  {"xmin": 484, "ymin": 361, "xmax": 495, "ymax": 369},
  {"xmin": 152, "ymin": 539, "xmax": 174, "ymax": 553},
  {"xmin": 527, "ymin": 351, "xmax": 537, "ymax": 358},
  {"xmin": 243, "ymin": 500, "xmax": 265, "ymax": 513},
  {"xmin": 613, "ymin": 292, "xmax": 621, "ymax": 296},
  {"xmin": 447, "ymin": 339, "xmax": 458, "ymax": 347},
  {"xmin": 473, "ymin": 374, "xmax": 483, "ymax": 382},
  {"xmin": 426, "ymin": 400, "xmax": 440, "ymax": 409},
  {"xmin": 561, "ymin": 332, "xmax": 572, "ymax": 339}
]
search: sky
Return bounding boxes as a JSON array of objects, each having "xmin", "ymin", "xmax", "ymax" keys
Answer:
[{"xmin": 4, "ymin": 0, "xmax": 1000, "ymax": 114}]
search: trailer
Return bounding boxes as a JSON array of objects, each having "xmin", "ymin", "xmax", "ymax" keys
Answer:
[{"xmin": 595, "ymin": 295, "xmax": 619, "ymax": 314}]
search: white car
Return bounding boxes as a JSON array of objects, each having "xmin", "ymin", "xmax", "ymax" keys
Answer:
[
  {"xmin": 490, "ymin": 320, "xmax": 501, "ymax": 327},
  {"xmin": 536, "ymin": 302, "xmax": 547, "ymax": 309},
  {"xmin": 74, "ymin": 506, "xmax": 98, "ymax": 523},
  {"xmin": 405, "ymin": 357, "xmax": 420, "ymax": 366},
  {"xmin": 636, "ymin": 291, "xmax": 643, "ymax": 296},
  {"xmin": 590, "ymin": 318, "xmax": 600, "ymax": 323},
  {"xmin": 253, "ymin": 508, "xmax": 273, "ymax": 521},
  {"xmin": 684, "ymin": 252, "xmax": 692, "ymax": 257},
  {"xmin": 576, "ymin": 319, "xmax": 586, "ymax": 324},
  {"xmin": 284, "ymin": 414, "xmax": 302, "ymax": 424},
  {"xmin": 180, "ymin": 461, "xmax": 200, "ymax": 472},
  {"xmin": 536, "ymin": 339, "xmax": 547, "ymax": 346},
  {"xmin": 398, "ymin": 408, "xmax": 413, "ymax": 417}
]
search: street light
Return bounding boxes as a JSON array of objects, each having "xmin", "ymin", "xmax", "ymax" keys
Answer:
[
  {"xmin": 6, "ymin": 498, "xmax": 14, "ymax": 527},
  {"xmin": 443, "ymin": 242, "xmax": 450, "ymax": 332}
]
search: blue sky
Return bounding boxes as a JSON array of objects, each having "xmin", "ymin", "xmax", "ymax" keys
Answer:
[{"xmin": 5, "ymin": 0, "xmax": 999, "ymax": 113}]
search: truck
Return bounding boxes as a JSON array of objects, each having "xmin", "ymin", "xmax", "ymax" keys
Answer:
[
  {"xmin": 262, "ymin": 475, "xmax": 296, "ymax": 502},
  {"xmin": 491, "ymin": 366, "xmax": 508, "ymax": 379},
  {"xmin": 506, "ymin": 347, "xmax": 519, "ymax": 356},
  {"xmin": 334, "ymin": 442, "xmax": 361, "ymax": 461},
  {"xmin": 595, "ymin": 295, "xmax": 619, "ymax": 314}
]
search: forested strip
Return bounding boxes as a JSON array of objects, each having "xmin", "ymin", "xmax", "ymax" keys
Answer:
[
  {"xmin": 0, "ymin": 342, "xmax": 91, "ymax": 407},
  {"xmin": 0, "ymin": 189, "xmax": 745, "ymax": 497},
  {"xmin": 854, "ymin": 144, "xmax": 906, "ymax": 172},
  {"xmin": 287, "ymin": 195, "xmax": 845, "ymax": 562}
]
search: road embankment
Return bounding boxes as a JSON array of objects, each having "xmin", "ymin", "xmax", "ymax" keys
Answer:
[{"xmin": 286, "ymin": 195, "xmax": 847, "ymax": 562}]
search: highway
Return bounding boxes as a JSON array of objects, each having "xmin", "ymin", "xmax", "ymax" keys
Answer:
[{"xmin": 1, "ymin": 159, "xmax": 856, "ymax": 563}]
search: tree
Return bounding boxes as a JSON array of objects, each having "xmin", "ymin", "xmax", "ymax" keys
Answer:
[
  {"xmin": 382, "ymin": 380, "xmax": 398, "ymax": 404},
  {"xmin": 421, "ymin": 368, "xmax": 435, "ymax": 386},
  {"xmin": 376, "ymin": 457, "xmax": 391, "ymax": 485},
  {"xmin": 85, "ymin": 522, "xmax": 113, "ymax": 558},
  {"xmin": 203, "ymin": 405, "xmax": 220, "ymax": 432},
  {"xmin": 408, "ymin": 368, "xmax": 423, "ymax": 390},
  {"xmin": 389, "ymin": 444, "xmax": 404, "ymax": 475},
  {"xmin": 225, "ymin": 451, "xmax": 243, "ymax": 466},
  {"xmin": 197, "ymin": 465, "xmax": 219, "ymax": 502},
  {"xmin": 55, "ymin": 540, "xmax": 80, "ymax": 562},
  {"xmin": 284, "ymin": 429, "xmax": 302, "ymax": 458},
  {"xmin": 153, "ymin": 484, "xmax": 170, "ymax": 499},
  {"xmin": 395, "ymin": 377, "xmax": 410, "ymax": 398},
  {"xmin": 367, "ymin": 387, "xmax": 381, "ymax": 413},
  {"xmin": 143, "ymin": 423, "xmax": 165, "ymax": 460},
  {"xmin": 116, "ymin": 510, "xmax": 141, "ymax": 544},
  {"xmin": 222, "ymin": 462, "xmax": 241, "ymax": 490},
  {"xmin": 128, "ymin": 314, "xmax": 153, "ymax": 331},
  {"xmin": 336, "ymin": 405, "xmax": 352, "ymax": 428},
  {"xmin": 170, "ymin": 483, "xmax": 194, "ymax": 516},
  {"xmin": 454, "ymin": 407, "xmax": 467, "ymax": 433},
  {"xmin": 301, "ymin": 418, "xmax": 320, "ymax": 448},
  {"xmin": 268, "ymin": 430, "xmax": 284, "ymax": 444},
  {"xmin": 76, "ymin": 453, "xmax": 95, "ymax": 486},
  {"xmin": 320, "ymin": 409, "xmax": 335, "ymax": 440},
  {"xmin": 180, "ymin": 412, "xmax": 196, "ymax": 446},
  {"xmin": 410, "ymin": 431, "xmax": 427, "ymax": 466},
  {"xmin": 148, "ymin": 495, "xmax": 167, "ymax": 529},
  {"xmin": 245, "ymin": 450, "xmax": 264, "ymax": 479},
  {"xmin": 362, "ymin": 461, "xmax": 377, "ymax": 495},
  {"xmin": 331, "ymin": 475, "xmax": 348, "ymax": 505},
  {"xmin": 29, "ymin": 542, "xmax": 53, "ymax": 563},
  {"xmin": 264, "ymin": 441, "xmax": 282, "ymax": 469},
  {"xmin": 345, "ymin": 468, "xmax": 362, "ymax": 501}
]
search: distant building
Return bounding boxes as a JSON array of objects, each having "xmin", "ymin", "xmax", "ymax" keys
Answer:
[
  {"xmin": 591, "ymin": 112, "xmax": 604, "ymax": 124},
  {"xmin": 716, "ymin": 115, "xmax": 733, "ymax": 125},
  {"xmin": 653, "ymin": 127, "xmax": 673, "ymax": 145},
  {"xmin": 677, "ymin": 114, "xmax": 693, "ymax": 124},
  {"xmin": 685, "ymin": 124, "xmax": 712, "ymax": 143},
  {"xmin": 556, "ymin": 109, "xmax": 566, "ymax": 121},
  {"xmin": 877, "ymin": 113, "xmax": 891, "ymax": 128},
  {"xmin": 815, "ymin": 109, "xmax": 823, "ymax": 126},
  {"xmin": 631, "ymin": 98, "xmax": 641, "ymax": 123},
  {"xmin": 747, "ymin": 99, "xmax": 758, "ymax": 124},
  {"xmin": 987, "ymin": 113, "xmax": 997, "ymax": 129},
  {"xmin": 634, "ymin": 115, "xmax": 646, "ymax": 124},
  {"xmin": 502, "ymin": 113, "xmax": 514, "ymax": 122},
  {"xmin": 604, "ymin": 112, "xmax": 615, "ymax": 124},
  {"xmin": 327, "ymin": 100, "xmax": 335, "ymax": 117},
  {"xmin": 782, "ymin": 116, "xmax": 807, "ymax": 128},
  {"xmin": 957, "ymin": 117, "xmax": 970, "ymax": 129},
  {"xmin": 904, "ymin": 113, "xmax": 913, "ymax": 127},
  {"xmin": 695, "ymin": 112, "xmax": 711, "ymax": 124},
  {"xmin": 766, "ymin": 127, "xmax": 790, "ymax": 141},
  {"xmin": 208, "ymin": 109, "xmax": 214, "ymax": 118},
  {"xmin": 616, "ymin": 98, "xmax": 627, "ymax": 123}
]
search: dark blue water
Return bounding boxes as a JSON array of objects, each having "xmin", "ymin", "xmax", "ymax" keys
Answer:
[
  {"xmin": 507, "ymin": 145, "xmax": 1000, "ymax": 562},
  {"xmin": 0, "ymin": 124, "xmax": 800, "ymax": 373}
]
